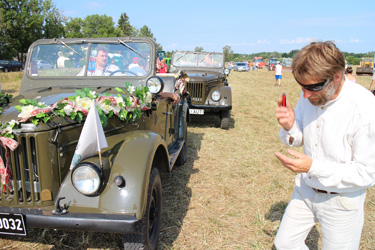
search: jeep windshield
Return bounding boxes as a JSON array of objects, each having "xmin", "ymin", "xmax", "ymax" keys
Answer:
[
  {"xmin": 26, "ymin": 40, "xmax": 151, "ymax": 77},
  {"xmin": 172, "ymin": 52, "xmax": 224, "ymax": 68}
]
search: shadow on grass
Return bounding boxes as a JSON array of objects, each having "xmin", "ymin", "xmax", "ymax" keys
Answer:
[
  {"xmin": 159, "ymin": 131, "xmax": 204, "ymax": 248},
  {"xmin": 265, "ymin": 201, "xmax": 320, "ymax": 250},
  {"xmin": 187, "ymin": 113, "xmax": 235, "ymax": 129},
  {"xmin": 0, "ymin": 131, "xmax": 205, "ymax": 250}
]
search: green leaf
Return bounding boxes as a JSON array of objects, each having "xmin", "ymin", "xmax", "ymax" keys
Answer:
[
  {"xmin": 31, "ymin": 118, "xmax": 39, "ymax": 126},
  {"xmin": 115, "ymin": 87, "xmax": 124, "ymax": 93}
]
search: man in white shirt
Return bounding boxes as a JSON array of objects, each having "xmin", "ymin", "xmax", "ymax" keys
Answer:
[
  {"xmin": 274, "ymin": 61, "xmax": 283, "ymax": 87},
  {"xmin": 77, "ymin": 46, "xmax": 120, "ymax": 76},
  {"xmin": 274, "ymin": 41, "xmax": 375, "ymax": 249}
]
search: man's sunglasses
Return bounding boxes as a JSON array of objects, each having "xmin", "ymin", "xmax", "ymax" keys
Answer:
[{"xmin": 296, "ymin": 79, "xmax": 330, "ymax": 92}]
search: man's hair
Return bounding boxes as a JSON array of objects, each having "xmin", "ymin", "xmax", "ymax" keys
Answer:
[
  {"xmin": 346, "ymin": 66, "xmax": 353, "ymax": 74},
  {"xmin": 95, "ymin": 45, "xmax": 108, "ymax": 54},
  {"xmin": 292, "ymin": 41, "xmax": 345, "ymax": 82}
]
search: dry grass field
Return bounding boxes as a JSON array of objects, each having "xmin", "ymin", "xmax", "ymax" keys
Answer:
[{"xmin": 0, "ymin": 69, "xmax": 374, "ymax": 249}]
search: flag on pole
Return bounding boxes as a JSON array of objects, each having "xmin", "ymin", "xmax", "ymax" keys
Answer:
[{"xmin": 70, "ymin": 101, "xmax": 108, "ymax": 170}]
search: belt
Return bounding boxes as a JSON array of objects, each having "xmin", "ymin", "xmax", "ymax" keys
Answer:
[{"xmin": 313, "ymin": 188, "xmax": 338, "ymax": 195}]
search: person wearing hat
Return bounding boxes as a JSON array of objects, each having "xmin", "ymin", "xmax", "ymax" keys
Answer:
[
  {"xmin": 274, "ymin": 61, "xmax": 283, "ymax": 87},
  {"xmin": 128, "ymin": 57, "xmax": 146, "ymax": 76}
]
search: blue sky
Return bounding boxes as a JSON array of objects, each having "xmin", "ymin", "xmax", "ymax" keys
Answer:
[{"xmin": 55, "ymin": 0, "xmax": 375, "ymax": 54}]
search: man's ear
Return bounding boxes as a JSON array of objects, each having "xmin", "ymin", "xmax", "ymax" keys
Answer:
[{"xmin": 333, "ymin": 72, "xmax": 344, "ymax": 85}]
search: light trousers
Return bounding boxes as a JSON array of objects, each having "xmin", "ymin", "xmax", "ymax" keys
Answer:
[{"xmin": 274, "ymin": 176, "xmax": 366, "ymax": 250}]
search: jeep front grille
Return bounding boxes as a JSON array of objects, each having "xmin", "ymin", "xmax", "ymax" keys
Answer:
[
  {"xmin": 187, "ymin": 81, "xmax": 206, "ymax": 105},
  {"xmin": 0, "ymin": 135, "xmax": 41, "ymax": 205}
]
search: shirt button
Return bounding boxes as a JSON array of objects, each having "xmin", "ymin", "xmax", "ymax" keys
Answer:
[{"xmin": 315, "ymin": 144, "xmax": 318, "ymax": 147}]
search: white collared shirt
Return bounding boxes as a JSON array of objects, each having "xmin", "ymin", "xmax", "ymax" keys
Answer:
[{"xmin": 279, "ymin": 78, "xmax": 375, "ymax": 193}]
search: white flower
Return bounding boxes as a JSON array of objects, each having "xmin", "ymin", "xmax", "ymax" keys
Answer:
[
  {"xmin": 145, "ymin": 92, "xmax": 152, "ymax": 105},
  {"xmin": 89, "ymin": 91, "xmax": 97, "ymax": 98},
  {"xmin": 63, "ymin": 104, "xmax": 74, "ymax": 116},
  {"xmin": 18, "ymin": 105, "xmax": 36, "ymax": 118},
  {"xmin": 9, "ymin": 120, "xmax": 19, "ymax": 127},
  {"xmin": 97, "ymin": 101, "xmax": 113, "ymax": 114},
  {"xmin": 38, "ymin": 102, "xmax": 45, "ymax": 107},
  {"xmin": 127, "ymin": 86, "xmax": 135, "ymax": 95},
  {"xmin": 75, "ymin": 97, "xmax": 92, "ymax": 111}
]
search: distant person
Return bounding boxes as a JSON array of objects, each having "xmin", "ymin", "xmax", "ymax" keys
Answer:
[
  {"xmin": 77, "ymin": 46, "xmax": 120, "ymax": 76},
  {"xmin": 159, "ymin": 58, "xmax": 168, "ymax": 73},
  {"xmin": 274, "ymin": 41, "xmax": 375, "ymax": 250},
  {"xmin": 274, "ymin": 61, "xmax": 283, "ymax": 87},
  {"xmin": 345, "ymin": 66, "xmax": 357, "ymax": 83},
  {"xmin": 368, "ymin": 70, "xmax": 375, "ymax": 93}
]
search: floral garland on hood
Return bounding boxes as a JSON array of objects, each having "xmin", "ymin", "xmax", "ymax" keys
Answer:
[{"xmin": 0, "ymin": 83, "xmax": 152, "ymax": 193}]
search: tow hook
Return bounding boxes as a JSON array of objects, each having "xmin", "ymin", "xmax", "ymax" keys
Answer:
[{"xmin": 52, "ymin": 197, "xmax": 68, "ymax": 215}]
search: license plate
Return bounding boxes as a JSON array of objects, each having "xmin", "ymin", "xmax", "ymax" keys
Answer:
[
  {"xmin": 0, "ymin": 213, "xmax": 26, "ymax": 236},
  {"xmin": 189, "ymin": 109, "xmax": 204, "ymax": 115}
]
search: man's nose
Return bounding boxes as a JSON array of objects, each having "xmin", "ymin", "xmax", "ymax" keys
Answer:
[{"xmin": 302, "ymin": 88, "xmax": 313, "ymax": 98}]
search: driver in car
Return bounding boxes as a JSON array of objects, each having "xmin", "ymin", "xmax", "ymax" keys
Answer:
[{"xmin": 77, "ymin": 46, "xmax": 120, "ymax": 76}]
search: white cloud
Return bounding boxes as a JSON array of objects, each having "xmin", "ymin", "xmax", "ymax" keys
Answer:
[
  {"xmin": 280, "ymin": 37, "xmax": 318, "ymax": 45},
  {"xmin": 87, "ymin": 2, "xmax": 104, "ymax": 10},
  {"xmin": 257, "ymin": 40, "xmax": 271, "ymax": 44},
  {"xmin": 349, "ymin": 38, "xmax": 360, "ymax": 43}
]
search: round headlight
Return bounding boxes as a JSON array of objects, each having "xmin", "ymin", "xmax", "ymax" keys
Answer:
[
  {"xmin": 211, "ymin": 90, "xmax": 221, "ymax": 102},
  {"xmin": 224, "ymin": 68, "xmax": 230, "ymax": 75},
  {"xmin": 146, "ymin": 76, "xmax": 164, "ymax": 94},
  {"xmin": 71, "ymin": 163, "xmax": 102, "ymax": 195}
]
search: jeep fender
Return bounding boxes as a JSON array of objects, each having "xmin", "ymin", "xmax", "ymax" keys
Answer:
[
  {"xmin": 208, "ymin": 86, "xmax": 232, "ymax": 106},
  {"xmin": 56, "ymin": 130, "xmax": 169, "ymax": 220}
]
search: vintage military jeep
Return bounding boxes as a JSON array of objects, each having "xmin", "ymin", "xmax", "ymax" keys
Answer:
[
  {"xmin": 0, "ymin": 37, "xmax": 188, "ymax": 249},
  {"xmin": 169, "ymin": 51, "xmax": 231, "ymax": 129}
]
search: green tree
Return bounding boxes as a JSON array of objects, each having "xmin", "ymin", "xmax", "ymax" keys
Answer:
[
  {"xmin": 138, "ymin": 25, "xmax": 162, "ymax": 50},
  {"xmin": 118, "ymin": 12, "xmax": 137, "ymax": 36},
  {"xmin": 82, "ymin": 14, "xmax": 122, "ymax": 38},
  {"xmin": 0, "ymin": 0, "xmax": 65, "ymax": 62},
  {"xmin": 195, "ymin": 47, "xmax": 204, "ymax": 52},
  {"xmin": 223, "ymin": 45, "xmax": 233, "ymax": 61},
  {"xmin": 64, "ymin": 17, "xmax": 85, "ymax": 38}
]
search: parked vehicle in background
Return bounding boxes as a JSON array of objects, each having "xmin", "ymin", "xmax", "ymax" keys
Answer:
[
  {"xmin": 252, "ymin": 57, "xmax": 266, "ymax": 69},
  {"xmin": 170, "ymin": 51, "xmax": 232, "ymax": 129},
  {"xmin": 36, "ymin": 60, "xmax": 54, "ymax": 70},
  {"xmin": 234, "ymin": 62, "xmax": 249, "ymax": 72},
  {"xmin": 281, "ymin": 58, "xmax": 293, "ymax": 70},
  {"xmin": 0, "ymin": 36, "xmax": 189, "ymax": 250},
  {"xmin": 356, "ymin": 57, "xmax": 374, "ymax": 75},
  {"xmin": 266, "ymin": 58, "xmax": 278, "ymax": 71},
  {"xmin": 0, "ymin": 60, "xmax": 23, "ymax": 72}
]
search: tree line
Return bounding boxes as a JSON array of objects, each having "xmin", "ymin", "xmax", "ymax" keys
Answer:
[
  {"xmin": 0, "ymin": 0, "xmax": 161, "ymax": 62},
  {"xmin": 1, "ymin": 0, "xmax": 373, "ymax": 64}
]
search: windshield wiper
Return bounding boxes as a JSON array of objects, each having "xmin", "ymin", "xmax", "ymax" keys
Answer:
[
  {"xmin": 199, "ymin": 53, "xmax": 212, "ymax": 63},
  {"xmin": 118, "ymin": 39, "xmax": 146, "ymax": 59},
  {"xmin": 59, "ymin": 41, "xmax": 84, "ymax": 58},
  {"xmin": 175, "ymin": 52, "xmax": 188, "ymax": 62}
]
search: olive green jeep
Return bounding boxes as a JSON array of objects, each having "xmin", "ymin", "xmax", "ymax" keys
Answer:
[
  {"xmin": 169, "ymin": 51, "xmax": 231, "ymax": 129},
  {"xmin": 0, "ymin": 37, "xmax": 188, "ymax": 249}
]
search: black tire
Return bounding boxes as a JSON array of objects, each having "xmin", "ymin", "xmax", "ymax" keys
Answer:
[
  {"xmin": 175, "ymin": 126, "xmax": 187, "ymax": 166},
  {"xmin": 123, "ymin": 168, "xmax": 162, "ymax": 250},
  {"xmin": 220, "ymin": 110, "xmax": 230, "ymax": 130}
]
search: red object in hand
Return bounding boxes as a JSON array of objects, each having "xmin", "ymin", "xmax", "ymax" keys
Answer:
[{"xmin": 282, "ymin": 93, "xmax": 286, "ymax": 107}]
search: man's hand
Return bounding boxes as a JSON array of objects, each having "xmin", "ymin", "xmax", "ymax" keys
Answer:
[
  {"xmin": 275, "ymin": 97, "xmax": 295, "ymax": 131},
  {"xmin": 274, "ymin": 149, "xmax": 312, "ymax": 173}
]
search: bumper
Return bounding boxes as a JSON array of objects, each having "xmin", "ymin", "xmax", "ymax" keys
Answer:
[{"xmin": 0, "ymin": 206, "xmax": 139, "ymax": 234}]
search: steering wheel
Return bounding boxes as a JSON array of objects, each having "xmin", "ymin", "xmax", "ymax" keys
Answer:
[{"xmin": 109, "ymin": 70, "xmax": 138, "ymax": 76}]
